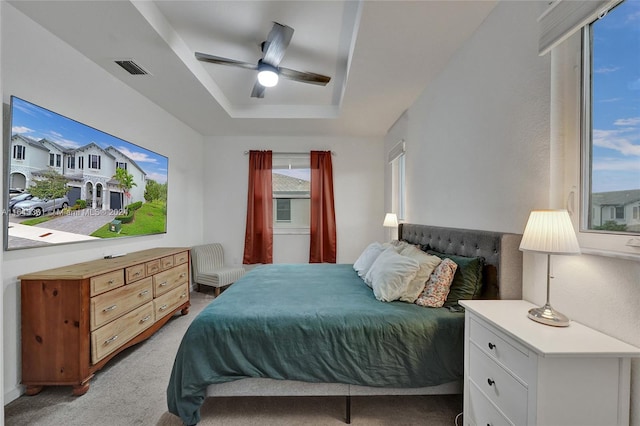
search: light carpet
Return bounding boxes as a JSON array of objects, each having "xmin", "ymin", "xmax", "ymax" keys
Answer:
[{"xmin": 5, "ymin": 290, "xmax": 463, "ymax": 425}]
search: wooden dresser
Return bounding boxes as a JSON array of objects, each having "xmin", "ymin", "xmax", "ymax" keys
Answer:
[{"xmin": 20, "ymin": 247, "xmax": 191, "ymax": 396}]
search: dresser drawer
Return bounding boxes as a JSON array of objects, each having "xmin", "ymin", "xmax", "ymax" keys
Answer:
[
  {"xmin": 146, "ymin": 259, "xmax": 161, "ymax": 275},
  {"xmin": 469, "ymin": 344, "xmax": 527, "ymax": 426},
  {"xmin": 90, "ymin": 301, "xmax": 154, "ymax": 364},
  {"xmin": 126, "ymin": 263, "xmax": 146, "ymax": 283},
  {"xmin": 468, "ymin": 380, "xmax": 514, "ymax": 426},
  {"xmin": 90, "ymin": 270, "xmax": 125, "ymax": 296},
  {"xmin": 90, "ymin": 277, "xmax": 153, "ymax": 330},
  {"xmin": 154, "ymin": 283, "xmax": 189, "ymax": 322},
  {"xmin": 153, "ymin": 263, "xmax": 189, "ymax": 297},
  {"xmin": 469, "ymin": 317, "xmax": 530, "ymax": 381},
  {"xmin": 173, "ymin": 251, "xmax": 189, "ymax": 265},
  {"xmin": 161, "ymin": 255, "xmax": 174, "ymax": 270}
]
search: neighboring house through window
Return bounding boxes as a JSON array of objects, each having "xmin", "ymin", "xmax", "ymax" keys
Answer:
[{"xmin": 272, "ymin": 153, "xmax": 310, "ymax": 231}]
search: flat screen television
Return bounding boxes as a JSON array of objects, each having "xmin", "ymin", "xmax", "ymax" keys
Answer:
[{"xmin": 4, "ymin": 96, "xmax": 168, "ymax": 251}]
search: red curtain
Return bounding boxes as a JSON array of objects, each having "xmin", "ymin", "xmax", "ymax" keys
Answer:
[
  {"xmin": 243, "ymin": 150, "xmax": 273, "ymax": 264},
  {"xmin": 309, "ymin": 151, "xmax": 337, "ymax": 263}
]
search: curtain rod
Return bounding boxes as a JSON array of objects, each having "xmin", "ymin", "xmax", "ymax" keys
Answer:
[{"xmin": 243, "ymin": 150, "xmax": 336, "ymax": 156}]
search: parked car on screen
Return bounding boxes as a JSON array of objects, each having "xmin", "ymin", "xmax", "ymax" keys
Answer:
[
  {"xmin": 8, "ymin": 193, "xmax": 34, "ymax": 211},
  {"xmin": 9, "ymin": 188, "xmax": 24, "ymax": 198},
  {"xmin": 13, "ymin": 195, "xmax": 69, "ymax": 217}
]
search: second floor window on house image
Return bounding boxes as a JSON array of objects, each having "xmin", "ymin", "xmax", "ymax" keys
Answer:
[
  {"xmin": 13, "ymin": 145, "xmax": 25, "ymax": 160},
  {"xmin": 89, "ymin": 154, "xmax": 101, "ymax": 170}
]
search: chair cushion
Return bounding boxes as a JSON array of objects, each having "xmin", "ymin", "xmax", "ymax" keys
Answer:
[{"xmin": 195, "ymin": 266, "xmax": 246, "ymax": 287}]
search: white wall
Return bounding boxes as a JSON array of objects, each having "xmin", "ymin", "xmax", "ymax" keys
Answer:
[
  {"xmin": 393, "ymin": 1, "xmax": 640, "ymax": 424},
  {"xmin": 202, "ymin": 136, "xmax": 384, "ymax": 265},
  {"xmin": 1, "ymin": 3, "xmax": 205, "ymax": 403}
]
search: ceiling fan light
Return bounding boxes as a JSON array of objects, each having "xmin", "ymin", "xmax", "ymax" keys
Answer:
[{"xmin": 257, "ymin": 62, "xmax": 279, "ymax": 87}]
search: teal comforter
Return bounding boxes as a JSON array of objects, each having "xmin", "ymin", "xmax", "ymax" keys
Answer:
[{"xmin": 167, "ymin": 264, "xmax": 464, "ymax": 425}]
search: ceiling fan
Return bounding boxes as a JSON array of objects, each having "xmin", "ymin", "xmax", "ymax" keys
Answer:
[{"xmin": 195, "ymin": 22, "xmax": 331, "ymax": 98}]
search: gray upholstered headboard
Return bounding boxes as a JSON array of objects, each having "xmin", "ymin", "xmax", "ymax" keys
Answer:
[{"xmin": 399, "ymin": 223, "xmax": 523, "ymax": 300}]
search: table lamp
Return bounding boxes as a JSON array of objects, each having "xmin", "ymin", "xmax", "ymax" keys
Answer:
[
  {"xmin": 519, "ymin": 209, "xmax": 580, "ymax": 327},
  {"xmin": 383, "ymin": 213, "xmax": 398, "ymax": 241}
]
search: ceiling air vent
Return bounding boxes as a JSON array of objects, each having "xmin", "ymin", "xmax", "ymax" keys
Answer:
[{"xmin": 114, "ymin": 60, "xmax": 150, "ymax": 75}]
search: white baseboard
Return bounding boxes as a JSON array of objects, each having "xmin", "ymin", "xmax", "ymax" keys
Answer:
[{"xmin": 4, "ymin": 385, "xmax": 23, "ymax": 405}]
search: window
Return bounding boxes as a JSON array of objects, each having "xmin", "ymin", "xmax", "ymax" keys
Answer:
[
  {"xmin": 13, "ymin": 145, "xmax": 25, "ymax": 160},
  {"xmin": 89, "ymin": 154, "xmax": 101, "ymax": 170},
  {"xmin": 272, "ymin": 154, "xmax": 310, "ymax": 231},
  {"xmin": 582, "ymin": 0, "xmax": 639, "ymax": 237},
  {"xmin": 78, "ymin": 156, "xmax": 84, "ymax": 170},
  {"xmin": 116, "ymin": 162, "xmax": 127, "ymax": 170},
  {"xmin": 389, "ymin": 141, "xmax": 406, "ymax": 220},
  {"xmin": 276, "ymin": 199, "xmax": 291, "ymax": 222},
  {"xmin": 67, "ymin": 156, "xmax": 75, "ymax": 169},
  {"xmin": 49, "ymin": 153, "xmax": 55, "ymax": 166}
]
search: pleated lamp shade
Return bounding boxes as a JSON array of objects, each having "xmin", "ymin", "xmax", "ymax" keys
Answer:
[{"xmin": 519, "ymin": 210, "xmax": 581, "ymax": 255}]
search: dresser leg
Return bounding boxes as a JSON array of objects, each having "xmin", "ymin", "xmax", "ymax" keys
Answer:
[
  {"xmin": 181, "ymin": 306, "xmax": 190, "ymax": 315},
  {"xmin": 24, "ymin": 385, "xmax": 43, "ymax": 396},
  {"xmin": 72, "ymin": 382, "xmax": 90, "ymax": 396}
]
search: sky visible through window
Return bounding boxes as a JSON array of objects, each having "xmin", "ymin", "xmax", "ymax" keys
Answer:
[
  {"xmin": 10, "ymin": 97, "xmax": 168, "ymax": 184},
  {"xmin": 591, "ymin": 0, "xmax": 640, "ymax": 193}
]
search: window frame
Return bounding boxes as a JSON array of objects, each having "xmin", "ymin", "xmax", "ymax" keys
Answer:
[
  {"xmin": 271, "ymin": 153, "xmax": 311, "ymax": 234},
  {"xmin": 574, "ymin": 0, "xmax": 640, "ymax": 258}
]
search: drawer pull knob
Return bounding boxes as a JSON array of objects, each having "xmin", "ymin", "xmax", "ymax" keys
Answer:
[
  {"xmin": 104, "ymin": 335, "xmax": 118, "ymax": 345},
  {"xmin": 159, "ymin": 281, "xmax": 168, "ymax": 287},
  {"xmin": 487, "ymin": 378, "xmax": 495, "ymax": 386},
  {"xmin": 108, "ymin": 279, "xmax": 115, "ymax": 285},
  {"xmin": 180, "ymin": 273, "xmax": 186, "ymax": 278},
  {"xmin": 180, "ymin": 292, "xmax": 187, "ymax": 299},
  {"xmin": 139, "ymin": 290, "xmax": 149, "ymax": 296},
  {"xmin": 488, "ymin": 342, "xmax": 496, "ymax": 350},
  {"xmin": 140, "ymin": 315, "xmax": 151, "ymax": 323},
  {"xmin": 159, "ymin": 304, "xmax": 168, "ymax": 311},
  {"xmin": 103, "ymin": 304, "xmax": 117, "ymax": 312}
]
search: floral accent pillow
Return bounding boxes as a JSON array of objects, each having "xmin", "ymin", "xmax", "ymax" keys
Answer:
[{"xmin": 415, "ymin": 258, "xmax": 458, "ymax": 308}]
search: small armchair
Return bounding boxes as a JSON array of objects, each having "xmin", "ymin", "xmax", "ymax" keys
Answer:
[{"xmin": 191, "ymin": 243, "xmax": 246, "ymax": 296}]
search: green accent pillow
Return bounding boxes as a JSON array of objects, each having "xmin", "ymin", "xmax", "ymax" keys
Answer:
[{"xmin": 427, "ymin": 250, "xmax": 484, "ymax": 307}]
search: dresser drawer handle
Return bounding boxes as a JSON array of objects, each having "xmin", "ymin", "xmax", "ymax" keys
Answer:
[
  {"xmin": 180, "ymin": 273, "xmax": 186, "ymax": 278},
  {"xmin": 134, "ymin": 271, "xmax": 141, "ymax": 276},
  {"xmin": 159, "ymin": 304, "xmax": 168, "ymax": 311},
  {"xmin": 108, "ymin": 279, "xmax": 115, "ymax": 285},
  {"xmin": 488, "ymin": 342, "xmax": 496, "ymax": 350},
  {"xmin": 139, "ymin": 290, "xmax": 149, "ymax": 296},
  {"xmin": 103, "ymin": 304, "xmax": 117, "ymax": 312},
  {"xmin": 104, "ymin": 335, "xmax": 118, "ymax": 345},
  {"xmin": 487, "ymin": 378, "xmax": 495, "ymax": 386},
  {"xmin": 180, "ymin": 292, "xmax": 187, "ymax": 299},
  {"xmin": 140, "ymin": 315, "xmax": 152, "ymax": 323},
  {"xmin": 159, "ymin": 281, "xmax": 168, "ymax": 287}
]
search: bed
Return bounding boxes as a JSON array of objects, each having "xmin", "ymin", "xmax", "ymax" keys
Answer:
[{"xmin": 167, "ymin": 224, "xmax": 522, "ymax": 425}]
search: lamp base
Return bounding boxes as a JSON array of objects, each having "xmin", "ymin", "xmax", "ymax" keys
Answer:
[{"xmin": 527, "ymin": 303, "xmax": 570, "ymax": 327}]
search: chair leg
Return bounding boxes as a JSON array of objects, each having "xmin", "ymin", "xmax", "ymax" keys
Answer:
[{"xmin": 214, "ymin": 287, "xmax": 221, "ymax": 297}]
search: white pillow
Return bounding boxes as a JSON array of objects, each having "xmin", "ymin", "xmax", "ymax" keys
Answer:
[
  {"xmin": 353, "ymin": 242, "xmax": 386, "ymax": 283},
  {"xmin": 398, "ymin": 245, "xmax": 443, "ymax": 303},
  {"xmin": 365, "ymin": 247, "xmax": 420, "ymax": 302}
]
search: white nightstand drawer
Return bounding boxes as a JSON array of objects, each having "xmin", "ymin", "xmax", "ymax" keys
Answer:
[
  {"xmin": 469, "ymin": 317, "xmax": 530, "ymax": 382},
  {"xmin": 468, "ymin": 380, "xmax": 514, "ymax": 426},
  {"xmin": 469, "ymin": 344, "xmax": 527, "ymax": 426}
]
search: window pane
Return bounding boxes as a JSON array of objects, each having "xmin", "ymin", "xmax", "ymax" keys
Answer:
[
  {"xmin": 272, "ymin": 154, "xmax": 310, "ymax": 229},
  {"xmin": 584, "ymin": 0, "xmax": 640, "ymax": 235}
]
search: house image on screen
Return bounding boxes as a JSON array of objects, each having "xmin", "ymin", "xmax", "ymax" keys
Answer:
[{"xmin": 9, "ymin": 134, "xmax": 146, "ymax": 210}]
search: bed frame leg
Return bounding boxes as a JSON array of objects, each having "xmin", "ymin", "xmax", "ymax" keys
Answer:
[{"xmin": 345, "ymin": 395, "xmax": 351, "ymax": 424}]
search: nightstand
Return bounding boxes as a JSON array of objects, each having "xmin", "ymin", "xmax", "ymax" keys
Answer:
[{"xmin": 460, "ymin": 300, "xmax": 640, "ymax": 426}]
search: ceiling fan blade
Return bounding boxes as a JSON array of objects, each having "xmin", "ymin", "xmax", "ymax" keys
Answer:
[
  {"xmin": 250, "ymin": 81, "xmax": 266, "ymax": 98},
  {"xmin": 262, "ymin": 22, "xmax": 294, "ymax": 66},
  {"xmin": 195, "ymin": 52, "xmax": 257, "ymax": 71},
  {"xmin": 279, "ymin": 67, "xmax": 331, "ymax": 86}
]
